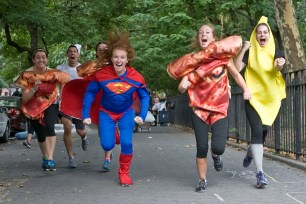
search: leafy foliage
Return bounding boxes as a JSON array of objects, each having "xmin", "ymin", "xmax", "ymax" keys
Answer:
[{"xmin": 0, "ymin": 0, "xmax": 304, "ymax": 96}]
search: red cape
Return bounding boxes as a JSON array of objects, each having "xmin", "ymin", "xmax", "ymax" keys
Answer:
[{"xmin": 60, "ymin": 65, "xmax": 145, "ymax": 124}]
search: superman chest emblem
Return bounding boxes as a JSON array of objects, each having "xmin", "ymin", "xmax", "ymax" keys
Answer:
[{"xmin": 106, "ymin": 82, "xmax": 132, "ymax": 94}]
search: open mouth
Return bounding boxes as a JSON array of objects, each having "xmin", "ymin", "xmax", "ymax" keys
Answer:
[
  {"xmin": 202, "ymin": 39, "xmax": 208, "ymax": 43},
  {"xmin": 260, "ymin": 39, "xmax": 266, "ymax": 43},
  {"xmin": 71, "ymin": 56, "xmax": 75, "ymax": 60}
]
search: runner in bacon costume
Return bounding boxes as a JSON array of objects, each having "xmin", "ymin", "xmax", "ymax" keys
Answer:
[{"xmin": 167, "ymin": 24, "xmax": 251, "ymax": 192}]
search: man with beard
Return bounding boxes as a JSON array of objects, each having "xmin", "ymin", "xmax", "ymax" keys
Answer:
[{"xmin": 57, "ymin": 44, "xmax": 89, "ymax": 169}]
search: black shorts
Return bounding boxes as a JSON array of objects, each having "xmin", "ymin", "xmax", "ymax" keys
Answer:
[
  {"xmin": 58, "ymin": 112, "xmax": 85, "ymax": 130},
  {"xmin": 31, "ymin": 104, "xmax": 59, "ymax": 142}
]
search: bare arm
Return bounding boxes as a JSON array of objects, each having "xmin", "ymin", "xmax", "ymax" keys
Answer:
[
  {"xmin": 21, "ymin": 81, "xmax": 41, "ymax": 103},
  {"xmin": 233, "ymin": 41, "xmax": 250, "ymax": 72},
  {"xmin": 228, "ymin": 60, "xmax": 251, "ymax": 100}
]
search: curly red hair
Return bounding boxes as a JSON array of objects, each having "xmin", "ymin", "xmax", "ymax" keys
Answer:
[{"xmin": 96, "ymin": 29, "xmax": 135, "ymax": 69}]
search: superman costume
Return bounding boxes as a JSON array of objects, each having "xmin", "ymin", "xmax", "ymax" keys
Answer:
[{"xmin": 81, "ymin": 65, "xmax": 149, "ymax": 154}]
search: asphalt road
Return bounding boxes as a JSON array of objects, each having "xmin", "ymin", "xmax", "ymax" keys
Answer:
[{"xmin": 0, "ymin": 125, "xmax": 305, "ymax": 204}]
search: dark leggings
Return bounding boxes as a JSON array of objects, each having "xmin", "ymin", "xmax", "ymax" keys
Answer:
[
  {"xmin": 245, "ymin": 100, "xmax": 270, "ymax": 144},
  {"xmin": 27, "ymin": 119, "xmax": 34, "ymax": 135},
  {"xmin": 192, "ymin": 112, "xmax": 228, "ymax": 158},
  {"xmin": 31, "ymin": 104, "xmax": 59, "ymax": 143}
]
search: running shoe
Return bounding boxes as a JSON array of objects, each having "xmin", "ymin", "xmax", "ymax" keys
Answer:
[
  {"xmin": 102, "ymin": 159, "xmax": 111, "ymax": 171},
  {"xmin": 195, "ymin": 179, "xmax": 207, "ymax": 193},
  {"xmin": 42, "ymin": 158, "xmax": 49, "ymax": 171},
  {"xmin": 81, "ymin": 136, "xmax": 89, "ymax": 151},
  {"xmin": 256, "ymin": 171, "xmax": 268, "ymax": 188},
  {"xmin": 48, "ymin": 160, "xmax": 56, "ymax": 171},
  {"xmin": 243, "ymin": 145, "xmax": 253, "ymax": 168},
  {"xmin": 23, "ymin": 140, "xmax": 31, "ymax": 149},
  {"xmin": 68, "ymin": 157, "xmax": 76, "ymax": 168},
  {"xmin": 212, "ymin": 155, "xmax": 223, "ymax": 171}
]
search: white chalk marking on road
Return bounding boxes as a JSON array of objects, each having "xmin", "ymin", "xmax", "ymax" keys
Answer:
[
  {"xmin": 265, "ymin": 173, "xmax": 304, "ymax": 184},
  {"xmin": 214, "ymin": 194, "xmax": 224, "ymax": 202},
  {"xmin": 227, "ymin": 170, "xmax": 254, "ymax": 179},
  {"xmin": 285, "ymin": 192, "xmax": 306, "ymax": 204}
]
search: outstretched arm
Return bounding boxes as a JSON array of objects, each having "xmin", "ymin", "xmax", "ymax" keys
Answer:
[
  {"xmin": 227, "ymin": 60, "xmax": 251, "ymax": 100},
  {"xmin": 233, "ymin": 41, "xmax": 250, "ymax": 72}
]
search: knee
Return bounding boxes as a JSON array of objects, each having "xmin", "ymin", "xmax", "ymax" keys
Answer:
[
  {"xmin": 251, "ymin": 130, "xmax": 263, "ymax": 144},
  {"xmin": 37, "ymin": 135, "xmax": 46, "ymax": 143},
  {"xmin": 196, "ymin": 145, "xmax": 208, "ymax": 158},
  {"xmin": 102, "ymin": 142, "xmax": 114, "ymax": 152},
  {"xmin": 76, "ymin": 129, "xmax": 86, "ymax": 137},
  {"xmin": 211, "ymin": 146, "xmax": 225, "ymax": 156},
  {"xmin": 63, "ymin": 124, "xmax": 72, "ymax": 132}
]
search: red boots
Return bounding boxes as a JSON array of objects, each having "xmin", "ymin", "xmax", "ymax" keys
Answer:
[{"xmin": 118, "ymin": 154, "xmax": 133, "ymax": 186}]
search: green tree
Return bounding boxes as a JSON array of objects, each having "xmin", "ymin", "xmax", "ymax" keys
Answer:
[{"xmin": 0, "ymin": 0, "xmax": 305, "ymax": 95}]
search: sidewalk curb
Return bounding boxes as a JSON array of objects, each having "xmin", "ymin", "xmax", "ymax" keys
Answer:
[{"xmin": 226, "ymin": 141, "xmax": 306, "ymax": 172}]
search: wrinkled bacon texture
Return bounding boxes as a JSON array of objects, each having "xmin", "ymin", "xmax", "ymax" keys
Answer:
[
  {"xmin": 15, "ymin": 69, "xmax": 69, "ymax": 123},
  {"xmin": 167, "ymin": 36, "xmax": 242, "ymax": 125}
]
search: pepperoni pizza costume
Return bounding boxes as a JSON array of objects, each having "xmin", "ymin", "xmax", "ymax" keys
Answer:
[{"xmin": 15, "ymin": 68, "xmax": 69, "ymax": 124}]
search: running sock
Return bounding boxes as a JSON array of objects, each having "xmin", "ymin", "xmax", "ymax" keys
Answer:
[{"xmin": 251, "ymin": 144, "xmax": 264, "ymax": 172}]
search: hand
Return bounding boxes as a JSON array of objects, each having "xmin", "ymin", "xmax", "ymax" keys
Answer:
[
  {"xmin": 32, "ymin": 80, "xmax": 41, "ymax": 93},
  {"xmin": 275, "ymin": 57, "xmax": 285, "ymax": 71},
  {"xmin": 243, "ymin": 89, "xmax": 252, "ymax": 100},
  {"xmin": 83, "ymin": 118, "xmax": 91, "ymax": 125},
  {"xmin": 178, "ymin": 76, "xmax": 191, "ymax": 93},
  {"xmin": 134, "ymin": 116, "xmax": 143, "ymax": 125},
  {"xmin": 242, "ymin": 41, "xmax": 251, "ymax": 51}
]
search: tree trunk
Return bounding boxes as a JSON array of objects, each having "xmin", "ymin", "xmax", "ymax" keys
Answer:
[{"xmin": 274, "ymin": 0, "xmax": 306, "ymax": 72}]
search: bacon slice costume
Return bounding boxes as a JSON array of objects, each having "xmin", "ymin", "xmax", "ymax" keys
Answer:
[
  {"xmin": 14, "ymin": 67, "xmax": 69, "ymax": 124},
  {"xmin": 167, "ymin": 36, "xmax": 242, "ymax": 125}
]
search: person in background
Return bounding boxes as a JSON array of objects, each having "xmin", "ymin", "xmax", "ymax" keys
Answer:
[
  {"xmin": 12, "ymin": 88, "xmax": 22, "ymax": 97},
  {"xmin": 167, "ymin": 23, "xmax": 251, "ymax": 192},
  {"xmin": 22, "ymin": 119, "xmax": 34, "ymax": 148},
  {"xmin": 73, "ymin": 41, "xmax": 115, "ymax": 171},
  {"xmin": 151, "ymin": 96, "xmax": 161, "ymax": 125},
  {"xmin": 234, "ymin": 16, "xmax": 286, "ymax": 189},
  {"xmin": 82, "ymin": 29, "xmax": 150, "ymax": 187},
  {"xmin": 57, "ymin": 45, "xmax": 89, "ymax": 169},
  {"xmin": 15, "ymin": 49, "xmax": 69, "ymax": 171}
]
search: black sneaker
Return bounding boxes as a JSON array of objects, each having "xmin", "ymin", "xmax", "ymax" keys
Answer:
[
  {"xmin": 243, "ymin": 146, "xmax": 253, "ymax": 168},
  {"xmin": 23, "ymin": 140, "xmax": 31, "ymax": 149},
  {"xmin": 195, "ymin": 179, "xmax": 207, "ymax": 193},
  {"xmin": 81, "ymin": 136, "xmax": 88, "ymax": 151},
  {"xmin": 212, "ymin": 155, "xmax": 223, "ymax": 171}
]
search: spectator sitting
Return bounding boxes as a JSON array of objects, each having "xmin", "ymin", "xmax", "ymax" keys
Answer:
[{"xmin": 12, "ymin": 88, "xmax": 22, "ymax": 97}]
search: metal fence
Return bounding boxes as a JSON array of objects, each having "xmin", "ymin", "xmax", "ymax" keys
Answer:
[{"xmin": 167, "ymin": 69, "xmax": 306, "ymax": 160}]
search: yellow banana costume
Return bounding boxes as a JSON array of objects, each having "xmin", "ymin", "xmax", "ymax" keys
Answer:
[{"xmin": 245, "ymin": 16, "xmax": 286, "ymax": 126}]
